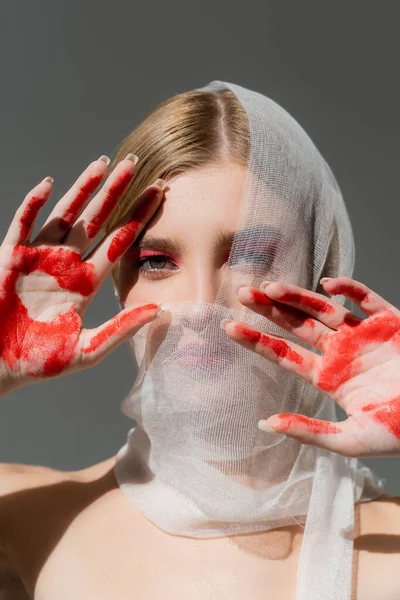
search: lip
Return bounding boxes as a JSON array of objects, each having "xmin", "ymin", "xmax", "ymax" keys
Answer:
[{"xmin": 174, "ymin": 342, "xmax": 235, "ymax": 371}]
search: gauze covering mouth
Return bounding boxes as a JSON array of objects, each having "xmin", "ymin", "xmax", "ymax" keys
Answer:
[{"xmin": 113, "ymin": 81, "xmax": 385, "ymax": 600}]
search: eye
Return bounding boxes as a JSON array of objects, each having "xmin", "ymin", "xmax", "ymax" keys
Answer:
[
  {"xmin": 137, "ymin": 254, "xmax": 178, "ymax": 279},
  {"xmin": 231, "ymin": 252, "xmax": 275, "ymax": 269}
]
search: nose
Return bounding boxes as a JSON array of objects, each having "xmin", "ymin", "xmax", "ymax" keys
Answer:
[
  {"xmin": 187, "ymin": 264, "xmax": 220, "ymax": 306},
  {"xmin": 188, "ymin": 264, "xmax": 237, "ymax": 310}
]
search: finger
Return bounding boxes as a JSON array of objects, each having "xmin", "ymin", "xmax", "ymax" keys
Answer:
[
  {"xmin": 321, "ymin": 276, "xmax": 393, "ymax": 316},
  {"xmin": 33, "ymin": 157, "xmax": 109, "ymax": 245},
  {"xmin": 86, "ymin": 180, "xmax": 166, "ymax": 284},
  {"xmin": 258, "ymin": 413, "xmax": 363, "ymax": 457},
  {"xmin": 78, "ymin": 303, "xmax": 161, "ymax": 366},
  {"xmin": 64, "ymin": 154, "xmax": 138, "ymax": 254},
  {"xmin": 260, "ymin": 281, "xmax": 360, "ymax": 330},
  {"xmin": 3, "ymin": 177, "xmax": 54, "ymax": 246},
  {"xmin": 236, "ymin": 286, "xmax": 334, "ymax": 351},
  {"xmin": 222, "ymin": 320, "xmax": 319, "ymax": 385}
]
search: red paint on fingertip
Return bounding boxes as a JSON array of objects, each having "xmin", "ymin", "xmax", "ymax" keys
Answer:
[{"xmin": 82, "ymin": 303, "xmax": 159, "ymax": 353}]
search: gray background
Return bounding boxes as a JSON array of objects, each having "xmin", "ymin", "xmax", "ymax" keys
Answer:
[{"xmin": 0, "ymin": 1, "xmax": 398, "ymax": 493}]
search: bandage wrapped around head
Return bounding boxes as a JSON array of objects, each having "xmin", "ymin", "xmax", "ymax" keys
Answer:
[{"xmin": 112, "ymin": 81, "xmax": 385, "ymax": 600}]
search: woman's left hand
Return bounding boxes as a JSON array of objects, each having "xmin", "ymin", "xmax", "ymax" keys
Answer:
[{"xmin": 222, "ymin": 276, "xmax": 400, "ymax": 458}]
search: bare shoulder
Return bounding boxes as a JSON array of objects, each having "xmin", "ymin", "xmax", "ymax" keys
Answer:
[
  {"xmin": 356, "ymin": 494, "xmax": 400, "ymax": 599},
  {"xmin": 0, "ymin": 462, "xmax": 61, "ymax": 493},
  {"xmin": 0, "ymin": 462, "xmax": 67, "ymax": 535},
  {"xmin": 0, "ymin": 458, "xmax": 116, "ymax": 599},
  {"xmin": 0, "ymin": 456, "xmax": 117, "ymax": 533},
  {"xmin": 359, "ymin": 493, "xmax": 400, "ymax": 534},
  {"xmin": 0, "ymin": 463, "xmax": 66, "ymax": 600}
]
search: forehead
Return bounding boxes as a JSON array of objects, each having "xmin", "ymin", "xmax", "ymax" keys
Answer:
[{"xmin": 143, "ymin": 162, "xmax": 296, "ymax": 242}]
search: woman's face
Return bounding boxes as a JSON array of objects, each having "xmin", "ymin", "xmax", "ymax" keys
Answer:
[{"xmin": 118, "ymin": 163, "xmax": 246, "ymax": 306}]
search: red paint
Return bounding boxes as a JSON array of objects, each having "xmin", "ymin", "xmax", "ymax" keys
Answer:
[
  {"xmin": 20, "ymin": 194, "xmax": 48, "ymax": 240},
  {"xmin": 87, "ymin": 169, "xmax": 134, "ymax": 239},
  {"xmin": 59, "ymin": 174, "xmax": 104, "ymax": 232},
  {"xmin": 303, "ymin": 318, "xmax": 315, "ymax": 329},
  {"xmin": 318, "ymin": 309, "xmax": 400, "ymax": 392},
  {"xmin": 82, "ymin": 304, "xmax": 159, "ymax": 353},
  {"xmin": 362, "ymin": 396, "xmax": 400, "ymax": 439},
  {"xmin": 330, "ymin": 283, "xmax": 369, "ymax": 304},
  {"xmin": 0, "ymin": 245, "xmax": 98, "ymax": 377},
  {"xmin": 132, "ymin": 187, "xmax": 161, "ymax": 221},
  {"xmin": 234, "ymin": 324, "xmax": 304, "ymax": 365},
  {"xmin": 107, "ymin": 221, "xmax": 139, "ymax": 262},
  {"xmin": 274, "ymin": 413, "xmax": 342, "ymax": 435},
  {"xmin": 107, "ymin": 187, "xmax": 162, "ymax": 262},
  {"xmin": 250, "ymin": 288, "xmax": 273, "ymax": 306},
  {"xmin": 13, "ymin": 245, "xmax": 96, "ymax": 296},
  {"xmin": 279, "ymin": 292, "xmax": 335, "ymax": 314}
]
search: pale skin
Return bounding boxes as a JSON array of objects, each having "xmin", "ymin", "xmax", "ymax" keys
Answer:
[{"xmin": 0, "ymin": 158, "xmax": 399, "ymax": 599}]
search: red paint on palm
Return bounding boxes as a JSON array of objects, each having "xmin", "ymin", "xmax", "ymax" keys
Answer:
[
  {"xmin": 15, "ymin": 245, "xmax": 96, "ymax": 296},
  {"xmin": 318, "ymin": 310, "xmax": 400, "ymax": 392},
  {"xmin": 362, "ymin": 396, "xmax": 400, "ymax": 439},
  {"xmin": 20, "ymin": 195, "xmax": 48, "ymax": 240},
  {"xmin": 82, "ymin": 304, "xmax": 158, "ymax": 354},
  {"xmin": 59, "ymin": 174, "xmax": 104, "ymax": 232},
  {"xmin": 0, "ymin": 245, "xmax": 97, "ymax": 377},
  {"xmin": 279, "ymin": 291, "xmax": 335, "ymax": 314},
  {"xmin": 235, "ymin": 324, "xmax": 304, "ymax": 365},
  {"xmin": 275, "ymin": 413, "xmax": 342, "ymax": 435},
  {"xmin": 87, "ymin": 170, "xmax": 134, "ymax": 239}
]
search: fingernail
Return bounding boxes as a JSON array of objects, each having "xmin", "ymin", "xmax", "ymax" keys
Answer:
[
  {"xmin": 220, "ymin": 318, "xmax": 233, "ymax": 330},
  {"xmin": 258, "ymin": 419, "xmax": 277, "ymax": 433},
  {"xmin": 232, "ymin": 283, "xmax": 247, "ymax": 294},
  {"xmin": 98, "ymin": 155, "xmax": 111, "ymax": 165},
  {"xmin": 151, "ymin": 178, "xmax": 168, "ymax": 191},
  {"xmin": 320, "ymin": 277, "xmax": 333, "ymax": 284},
  {"xmin": 42, "ymin": 176, "xmax": 54, "ymax": 183},
  {"xmin": 124, "ymin": 153, "xmax": 139, "ymax": 165},
  {"xmin": 151, "ymin": 307, "xmax": 170, "ymax": 319},
  {"xmin": 260, "ymin": 280, "xmax": 273, "ymax": 291}
]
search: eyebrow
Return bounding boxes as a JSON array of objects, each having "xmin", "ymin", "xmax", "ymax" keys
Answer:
[{"xmin": 136, "ymin": 226, "xmax": 283, "ymax": 253}]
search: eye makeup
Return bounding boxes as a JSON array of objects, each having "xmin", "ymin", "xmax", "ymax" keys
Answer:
[{"xmin": 135, "ymin": 249, "xmax": 179, "ymax": 279}]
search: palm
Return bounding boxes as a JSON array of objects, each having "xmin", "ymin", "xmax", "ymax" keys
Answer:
[
  {"xmin": 314, "ymin": 306, "xmax": 400, "ymax": 456},
  {"xmin": 0, "ymin": 156, "xmax": 164, "ymax": 393},
  {"xmin": 225, "ymin": 276, "xmax": 400, "ymax": 458},
  {"xmin": 0, "ymin": 244, "xmax": 95, "ymax": 380}
]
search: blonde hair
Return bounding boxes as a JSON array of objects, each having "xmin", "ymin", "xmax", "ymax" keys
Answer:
[{"xmin": 104, "ymin": 88, "xmax": 249, "ymax": 287}]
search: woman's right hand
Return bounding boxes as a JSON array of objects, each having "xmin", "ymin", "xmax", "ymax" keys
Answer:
[{"xmin": 0, "ymin": 153, "xmax": 165, "ymax": 397}]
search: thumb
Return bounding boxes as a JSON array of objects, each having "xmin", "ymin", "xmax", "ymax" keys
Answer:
[
  {"xmin": 78, "ymin": 303, "xmax": 161, "ymax": 366},
  {"xmin": 259, "ymin": 413, "xmax": 357, "ymax": 456}
]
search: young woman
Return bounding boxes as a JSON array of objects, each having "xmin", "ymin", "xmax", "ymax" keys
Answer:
[{"xmin": 0, "ymin": 81, "xmax": 399, "ymax": 600}]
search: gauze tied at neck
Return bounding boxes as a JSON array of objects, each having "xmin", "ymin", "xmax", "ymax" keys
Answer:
[{"xmin": 113, "ymin": 81, "xmax": 385, "ymax": 600}]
